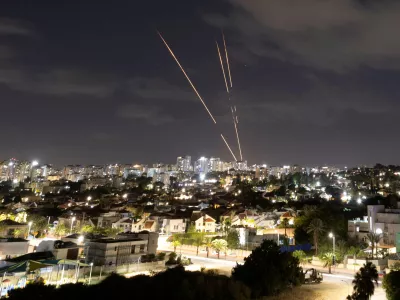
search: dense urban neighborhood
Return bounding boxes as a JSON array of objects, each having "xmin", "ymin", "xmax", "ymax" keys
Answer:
[{"xmin": 0, "ymin": 158, "xmax": 398, "ymax": 299}]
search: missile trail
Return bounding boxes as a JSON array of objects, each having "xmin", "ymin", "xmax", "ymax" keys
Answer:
[
  {"xmin": 221, "ymin": 134, "xmax": 237, "ymax": 161},
  {"xmin": 216, "ymin": 41, "xmax": 229, "ymax": 94},
  {"xmin": 222, "ymin": 32, "xmax": 233, "ymax": 88},
  {"xmin": 158, "ymin": 31, "xmax": 217, "ymax": 124},
  {"xmin": 158, "ymin": 30, "xmax": 237, "ymax": 161},
  {"xmin": 233, "ymin": 115, "xmax": 243, "ymax": 160}
]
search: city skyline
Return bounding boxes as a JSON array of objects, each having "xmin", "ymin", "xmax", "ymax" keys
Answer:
[{"xmin": 2, "ymin": 1, "xmax": 400, "ymax": 166}]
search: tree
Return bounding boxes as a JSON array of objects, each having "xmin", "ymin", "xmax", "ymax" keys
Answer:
[
  {"xmin": 80, "ymin": 225, "xmax": 95, "ymax": 234},
  {"xmin": 226, "ymin": 230, "xmax": 240, "ymax": 250},
  {"xmin": 350, "ymin": 262, "xmax": 378, "ymax": 300},
  {"xmin": 281, "ymin": 218, "xmax": 289, "ymax": 237},
  {"xmin": 192, "ymin": 233, "xmax": 205, "ymax": 256},
  {"xmin": 320, "ymin": 252, "xmax": 334, "ymax": 274},
  {"xmin": 171, "ymin": 234, "xmax": 184, "ymax": 252},
  {"xmin": 348, "ymin": 246, "xmax": 363, "ymax": 271},
  {"xmin": 292, "ymin": 250, "xmax": 307, "ymax": 265},
  {"xmin": 13, "ymin": 228, "xmax": 26, "ymax": 238},
  {"xmin": 211, "ymin": 239, "xmax": 227, "ymax": 259},
  {"xmin": 27, "ymin": 215, "xmax": 48, "ymax": 236},
  {"xmin": 54, "ymin": 223, "xmax": 67, "ymax": 238},
  {"xmin": 204, "ymin": 237, "xmax": 213, "ymax": 258},
  {"xmin": 352, "ymin": 262, "xmax": 378, "ymax": 300},
  {"xmin": 307, "ymin": 218, "xmax": 325, "ymax": 255},
  {"xmin": 366, "ymin": 233, "xmax": 381, "ymax": 259},
  {"xmin": 105, "ymin": 227, "xmax": 121, "ymax": 238},
  {"xmin": 232, "ymin": 240, "xmax": 303, "ymax": 297},
  {"xmin": 383, "ymin": 270, "xmax": 400, "ymax": 300}
]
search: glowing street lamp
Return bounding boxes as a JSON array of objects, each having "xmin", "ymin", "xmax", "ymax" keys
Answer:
[
  {"xmin": 70, "ymin": 217, "xmax": 76, "ymax": 234},
  {"xmin": 87, "ymin": 196, "xmax": 92, "ymax": 201},
  {"xmin": 28, "ymin": 221, "xmax": 33, "ymax": 236},
  {"xmin": 88, "ymin": 262, "xmax": 93, "ymax": 284},
  {"xmin": 77, "ymin": 235, "xmax": 84, "ymax": 244},
  {"xmin": 122, "ymin": 194, "xmax": 128, "ymax": 199},
  {"xmin": 31, "ymin": 160, "xmax": 39, "ymax": 167},
  {"xmin": 329, "ymin": 232, "xmax": 336, "ymax": 265}
]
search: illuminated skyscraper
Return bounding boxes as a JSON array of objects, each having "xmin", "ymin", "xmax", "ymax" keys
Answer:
[{"xmin": 176, "ymin": 156, "xmax": 191, "ymax": 172}]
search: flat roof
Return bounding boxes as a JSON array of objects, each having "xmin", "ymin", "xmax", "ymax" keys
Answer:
[{"xmin": 89, "ymin": 238, "xmax": 144, "ymax": 244}]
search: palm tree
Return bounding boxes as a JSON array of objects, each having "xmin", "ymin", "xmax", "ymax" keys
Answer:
[
  {"xmin": 351, "ymin": 262, "xmax": 378, "ymax": 300},
  {"xmin": 193, "ymin": 233, "xmax": 205, "ymax": 256},
  {"xmin": 366, "ymin": 233, "xmax": 381, "ymax": 259},
  {"xmin": 281, "ymin": 218, "xmax": 289, "ymax": 237},
  {"xmin": 204, "ymin": 237, "xmax": 213, "ymax": 258},
  {"xmin": 307, "ymin": 218, "xmax": 325, "ymax": 255},
  {"xmin": 171, "ymin": 240, "xmax": 181, "ymax": 252},
  {"xmin": 321, "ymin": 252, "xmax": 334, "ymax": 274},
  {"xmin": 211, "ymin": 239, "xmax": 227, "ymax": 259},
  {"xmin": 348, "ymin": 246, "xmax": 363, "ymax": 271}
]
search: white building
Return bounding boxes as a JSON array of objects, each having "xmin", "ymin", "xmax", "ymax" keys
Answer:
[
  {"xmin": 348, "ymin": 204, "xmax": 400, "ymax": 251},
  {"xmin": 177, "ymin": 156, "xmax": 191, "ymax": 172},
  {"xmin": 194, "ymin": 157, "xmax": 208, "ymax": 175}
]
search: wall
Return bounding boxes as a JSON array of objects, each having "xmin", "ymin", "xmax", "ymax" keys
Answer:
[{"xmin": 0, "ymin": 241, "xmax": 29, "ymax": 258}]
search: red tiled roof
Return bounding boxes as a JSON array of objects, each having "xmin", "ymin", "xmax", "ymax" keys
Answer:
[
  {"xmin": 144, "ymin": 220, "xmax": 155, "ymax": 229},
  {"xmin": 204, "ymin": 218, "xmax": 215, "ymax": 222}
]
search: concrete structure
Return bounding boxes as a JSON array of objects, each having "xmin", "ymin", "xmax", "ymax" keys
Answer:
[
  {"xmin": 86, "ymin": 238, "xmax": 148, "ymax": 266},
  {"xmin": 0, "ymin": 238, "xmax": 29, "ymax": 259}
]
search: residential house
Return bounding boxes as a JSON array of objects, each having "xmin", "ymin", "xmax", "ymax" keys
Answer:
[
  {"xmin": 86, "ymin": 237, "xmax": 148, "ymax": 266},
  {"xmin": 191, "ymin": 212, "xmax": 216, "ymax": 232},
  {"xmin": 0, "ymin": 220, "xmax": 28, "ymax": 238},
  {"xmin": 149, "ymin": 214, "xmax": 187, "ymax": 235}
]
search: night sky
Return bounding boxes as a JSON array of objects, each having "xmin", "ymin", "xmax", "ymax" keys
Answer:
[{"xmin": 2, "ymin": 0, "xmax": 400, "ymax": 167}]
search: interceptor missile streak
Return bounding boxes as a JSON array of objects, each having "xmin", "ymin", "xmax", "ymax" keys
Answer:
[
  {"xmin": 216, "ymin": 41, "xmax": 229, "ymax": 94},
  {"xmin": 158, "ymin": 31, "xmax": 217, "ymax": 124},
  {"xmin": 222, "ymin": 32, "xmax": 233, "ymax": 88},
  {"xmin": 221, "ymin": 134, "xmax": 237, "ymax": 161}
]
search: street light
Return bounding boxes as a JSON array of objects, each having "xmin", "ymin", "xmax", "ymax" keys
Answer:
[
  {"xmin": 87, "ymin": 196, "xmax": 92, "ymax": 201},
  {"xmin": 31, "ymin": 160, "xmax": 39, "ymax": 167},
  {"xmin": 28, "ymin": 221, "xmax": 33, "ymax": 237},
  {"xmin": 329, "ymin": 232, "xmax": 336, "ymax": 265},
  {"xmin": 88, "ymin": 262, "xmax": 93, "ymax": 285},
  {"xmin": 70, "ymin": 217, "xmax": 76, "ymax": 234}
]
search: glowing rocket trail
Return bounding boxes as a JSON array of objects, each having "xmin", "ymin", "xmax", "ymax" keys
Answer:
[
  {"xmin": 158, "ymin": 31, "xmax": 217, "ymax": 124},
  {"xmin": 222, "ymin": 32, "xmax": 233, "ymax": 88},
  {"xmin": 221, "ymin": 134, "xmax": 237, "ymax": 161},
  {"xmin": 216, "ymin": 41, "xmax": 229, "ymax": 94},
  {"xmin": 158, "ymin": 30, "xmax": 237, "ymax": 161},
  {"xmin": 218, "ymin": 33, "xmax": 243, "ymax": 161}
]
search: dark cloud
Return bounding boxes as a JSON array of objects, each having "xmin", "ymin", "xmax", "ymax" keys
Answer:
[
  {"xmin": 0, "ymin": 18, "xmax": 33, "ymax": 36},
  {"xmin": 206, "ymin": 0, "xmax": 400, "ymax": 71},
  {"xmin": 116, "ymin": 104, "xmax": 175, "ymax": 125},
  {"xmin": 128, "ymin": 77, "xmax": 194, "ymax": 102}
]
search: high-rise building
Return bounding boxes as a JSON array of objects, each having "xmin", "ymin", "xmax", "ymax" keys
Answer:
[
  {"xmin": 176, "ymin": 156, "xmax": 191, "ymax": 172},
  {"xmin": 194, "ymin": 157, "xmax": 208, "ymax": 174},
  {"xmin": 208, "ymin": 157, "xmax": 221, "ymax": 172}
]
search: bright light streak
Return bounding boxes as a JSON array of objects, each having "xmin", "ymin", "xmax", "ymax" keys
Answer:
[
  {"xmin": 222, "ymin": 32, "xmax": 232, "ymax": 88},
  {"xmin": 221, "ymin": 134, "xmax": 237, "ymax": 161},
  {"xmin": 233, "ymin": 114, "xmax": 243, "ymax": 161},
  {"xmin": 158, "ymin": 31, "xmax": 217, "ymax": 124},
  {"xmin": 216, "ymin": 41, "xmax": 229, "ymax": 93}
]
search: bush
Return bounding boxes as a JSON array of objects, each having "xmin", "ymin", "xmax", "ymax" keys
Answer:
[
  {"xmin": 383, "ymin": 270, "xmax": 400, "ymax": 300},
  {"xmin": 156, "ymin": 252, "xmax": 166, "ymax": 261}
]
